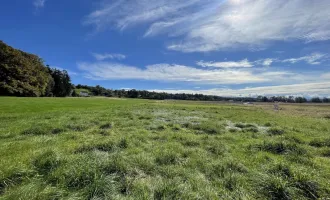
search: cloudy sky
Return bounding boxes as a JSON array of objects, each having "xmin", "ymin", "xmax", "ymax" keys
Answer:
[{"xmin": 1, "ymin": 0, "xmax": 330, "ymax": 97}]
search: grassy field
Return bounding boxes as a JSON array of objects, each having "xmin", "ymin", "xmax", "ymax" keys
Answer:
[{"xmin": 1, "ymin": 97, "xmax": 330, "ymax": 199}]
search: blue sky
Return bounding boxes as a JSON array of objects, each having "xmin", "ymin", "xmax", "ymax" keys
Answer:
[{"xmin": 1, "ymin": 0, "xmax": 330, "ymax": 97}]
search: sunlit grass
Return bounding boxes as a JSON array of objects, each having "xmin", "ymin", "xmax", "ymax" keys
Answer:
[{"xmin": 0, "ymin": 97, "xmax": 330, "ymax": 199}]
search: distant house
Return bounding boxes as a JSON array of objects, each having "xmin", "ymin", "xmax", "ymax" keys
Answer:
[{"xmin": 79, "ymin": 91, "xmax": 90, "ymax": 97}]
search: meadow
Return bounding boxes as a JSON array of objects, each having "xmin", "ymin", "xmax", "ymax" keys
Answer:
[{"xmin": 1, "ymin": 97, "xmax": 330, "ymax": 200}]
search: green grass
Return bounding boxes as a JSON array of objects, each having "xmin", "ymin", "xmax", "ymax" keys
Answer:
[{"xmin": 1, "ymin": 97, "xmax": 330, "ymax": 199}]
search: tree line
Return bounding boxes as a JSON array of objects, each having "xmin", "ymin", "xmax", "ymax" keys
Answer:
[
  {"xmin": 74, "ymin": 84, "xmax": 256, "ymax": 101},
  {"xmin": 256, "ymin": 96, "xmax": 329, "ymax": 103},
  {"xmin": 74, "ymin": 84, "xmax": 330, "ymax": 103},
  {"xmin": 1, "ymin": 40, "xmax": 329, "ymax": 103}
]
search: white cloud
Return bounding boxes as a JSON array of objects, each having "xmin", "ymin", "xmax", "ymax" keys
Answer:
[
  {"xmin": 84, "ymin": 0, "xmax": 330, "ymax": 52},
  {"xmin": 150, "ymin": 82, "xmax": 330, "ymax": 97},
  {"xmin": 84, "ymin": 0, "xmax": 201, "ymax": 31},
  {"xmin": 198, "ymin": 53, "xmax": 327, "ymax": 69},
  {"xmin": 321, "ymin": 73, "xmax": 330, "ymax": 79},
  {"xmin": 34, "ymin": 0, "xmax": 46, "ymax": 9},
  {"xmin": 282, "ymin": 53, "xmax": 327, "ymax": 65},
  {"xmin": 92, "ymin": 53, "xmax": 126, "ymax": 61},
  {"xmin": 78, "ymin": 61, "xmax": 315, "ymax": 85},
  {"xmin": 197, "ymin": 59, "xmax": 253, "ymax": 68},
  {"xmin": 258, "ymin": 58, "xmax": 274, "ymax": 67}
]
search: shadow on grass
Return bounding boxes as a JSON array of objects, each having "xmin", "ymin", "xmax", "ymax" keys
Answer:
[
  {"xmin": 75, "ymin": 139, "xmax": 128, "ymax": 153},
  {"xmin": 253, "ymin": 141, "xmax": 307, "ymax": 155}
]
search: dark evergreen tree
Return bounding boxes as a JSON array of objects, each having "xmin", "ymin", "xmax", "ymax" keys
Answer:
[{"xmin": 47, "ymin": 67, "xmax": 73, "ymax": 97}]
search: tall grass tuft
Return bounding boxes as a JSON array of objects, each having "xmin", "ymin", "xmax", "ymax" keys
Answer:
[{"xmin": 33, "ymin": 150, "xmax": 61, "ymax": 174}]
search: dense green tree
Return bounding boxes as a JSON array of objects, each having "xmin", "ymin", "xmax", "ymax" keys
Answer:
[
  {"xmin": 0, "ymin": 41, "xmax": 53, "ymax": 97},
  {"xmin": 311, "ymin": 97, "xmax": 322, "ymax": 103},
  {"xmin": 295, "ymin": 97, "xmax": 307, "ymax": 103},
  {"xmin": 47, "ymin": 67, "xmax": 73, "ymax": 97}
]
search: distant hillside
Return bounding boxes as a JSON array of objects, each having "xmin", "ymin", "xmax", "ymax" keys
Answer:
[{"xmin": 0, "ymin": 41, "xmax": 72, "ymax": 97}]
